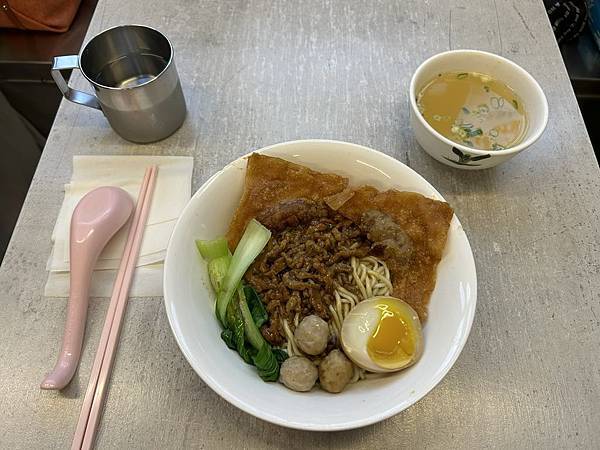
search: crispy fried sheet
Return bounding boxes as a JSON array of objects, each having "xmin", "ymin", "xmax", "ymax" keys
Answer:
[
  {"xmin": 226, "ymin": 154, "xmax": 348, "ymax": 248},
  {"xmin": 227, "ymin": 154, "xmax": 453, "ymax": 321},
  {"xmin": 337, "ymin": 186, "xmax": 454, "ymax": 321}
]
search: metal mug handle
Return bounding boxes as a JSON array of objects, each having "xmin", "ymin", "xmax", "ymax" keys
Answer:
[{"xmin": 51, "ymin": 55, "xmax": 102, "ymax": 110}]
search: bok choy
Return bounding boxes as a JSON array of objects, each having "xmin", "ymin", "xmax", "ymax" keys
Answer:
[
  {"xmin": 238, "ymin": 286, "xmax": 282, "ymax": 381},
  {"xmin": 195, "ymin": 237, "xmax": 231, "ymax": 293},
  {"xmin": 195, "ymin": 219, "xmax": 287, "ymax": 382},
  {"xmin": 215, "ymin": 219, "xmax": 271, "ymax": 326},
  {"xmin": 195, "ymin": 237, "xmax": 229, "ymax": 260}
]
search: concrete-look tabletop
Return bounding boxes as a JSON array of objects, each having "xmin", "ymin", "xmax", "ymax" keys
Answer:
[{"xmin": 1, "ymin": 0, "xmax": 599, "ymax": 448}]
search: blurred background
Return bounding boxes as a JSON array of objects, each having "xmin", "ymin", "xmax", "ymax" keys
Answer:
[
  {"xmin": 0, "ymin": 0, "xmax": 98, "ymax": 262},
  {"xmin": 0, "ymin": 0, "xmax": 598, "ymax": 262}
]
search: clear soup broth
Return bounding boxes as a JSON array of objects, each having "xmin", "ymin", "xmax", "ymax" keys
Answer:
[{"xmin": 417, "ymin": 71, "xmax": 527, "ymax": 151}]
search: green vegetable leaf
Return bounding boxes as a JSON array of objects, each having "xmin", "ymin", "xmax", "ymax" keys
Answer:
[
  {"xmin": 272, "ymin": 348, "xmax": 289, "ymax": 364},
  {"xmin": 236, "ymin": 337, "xmax": 254, "ymax": 365},
  {"xmin": 220, "ymin": 329, "xmax": 236, "ymax": 350},
  {"xmin": 252, "ymin": 344, "xmax": 280, "ymax": 382},
  {"xmin": 228, "ymin": 295, "xmax": 254, "ymax": 364},
  {"xmin": 244, "ymin": 285, "xmax": 268, "ymax": 328},
  {"xmin": 457, "ymin": 72, "xmax": 468, "ymax": 79},
  {"xmin": 467, "ymin": 128, "xmax": 483, "ymax": 138},
  {"xmin": 216, "ymin": 219, "xmax": 271, "ymax": 326},
  {"xmin": 238, "ymin": 286, "xmax": 266, "ymax": 350},
  {"xmin": 221, "ymin": 297, "xmax": 254, "ymax": 364},
  {"xmin": 229, "ymin": 289, "xmax": 283, "ymax": 376},
  {"xmin": 197, "ymin": 237, "xmax": 232, "ymax": 295},
  {"xmin": 196, "ymin": 237, "xmax": 230, "ymax": 261},
  {"xmin": 225, "ymin": 295, "xmax": 238, "ymax": 329},
  {"xmin": 208, "ymin": 256, "xmax": 230, "ymax": 293}
]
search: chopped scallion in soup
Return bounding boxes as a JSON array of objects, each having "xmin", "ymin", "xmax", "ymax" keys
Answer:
[{"xmin": 417, "ymin": 71, "xmax": 527, "ymax": 150}]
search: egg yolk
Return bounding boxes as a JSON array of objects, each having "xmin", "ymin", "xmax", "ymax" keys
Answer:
[{"xmin": 367, "ymin": 301, "xmax": 416, "ymax": 368}]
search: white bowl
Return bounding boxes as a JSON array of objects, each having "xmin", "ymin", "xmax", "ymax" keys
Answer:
[
  {"xmin": 164, "ymin": 140, "xmax": 477, "ymax": 430},
  {"xmin": 409, "ymin": 49, "xmax": 548, "ymax": 170}
]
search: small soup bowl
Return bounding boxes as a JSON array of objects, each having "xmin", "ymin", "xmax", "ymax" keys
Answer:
[{"xmin": 409, "ymin": 49, "xmax": 548, "ymax": 170}]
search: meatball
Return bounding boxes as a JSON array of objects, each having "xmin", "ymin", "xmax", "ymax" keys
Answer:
[
  {"xmin": 294, "ymin": 315, "xmax": 329, "ymax": 355},
  {"xmin": 279, "ymin": 356, "xmax": 318, "ymax": 392},
  {"xmin": 318, "ymin": 349, "xmax": 353, "ymax": 393}
]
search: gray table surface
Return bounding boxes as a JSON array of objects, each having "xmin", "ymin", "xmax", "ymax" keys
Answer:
[{"xmin": 2, "ymin": 0, "xmax": 600, "ymax": 448}]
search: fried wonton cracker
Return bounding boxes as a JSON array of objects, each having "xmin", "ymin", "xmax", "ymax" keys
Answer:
[
  {"xmin": 226, "ymin": 154, "xmax": 348, "ymax": 248},
  {"xmin": 337, "ymin": 186, "xmax": 454, "ymax": 321}
]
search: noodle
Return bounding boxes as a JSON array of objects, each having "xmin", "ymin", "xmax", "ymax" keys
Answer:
[
  {"xmin": 337, "ymin": 256, "xmax": 393, "ymax": 325},
  {"xmin": 280, "ymin": 256, "xmax": 393, "ymax": 382},
  {"xmin": 283, "ymin": 319, "xmax": 301, "ymax": 356},
  {"xmin": 335, "ymin": 256, "xmax": 393, "ymax": 380}
]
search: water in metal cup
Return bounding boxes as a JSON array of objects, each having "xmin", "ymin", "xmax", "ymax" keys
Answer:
[{"xmin": 51, "ymin": 25, "xmax": 186, "ymax": 143}]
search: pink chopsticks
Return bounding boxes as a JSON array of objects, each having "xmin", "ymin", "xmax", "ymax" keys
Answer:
[{"xmin": 72, "ymin": 166, "xmax": 158, "ymax": 450}]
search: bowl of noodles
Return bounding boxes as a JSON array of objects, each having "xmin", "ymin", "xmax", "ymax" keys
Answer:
[{"xmin": 164, "ymin": 139, "xmax": 477, "ymax": 430}]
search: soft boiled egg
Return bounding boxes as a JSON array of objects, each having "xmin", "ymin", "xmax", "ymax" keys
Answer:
[{"xmin": 341, "ymin": 296, "xmax": 423, "ymax": 373}]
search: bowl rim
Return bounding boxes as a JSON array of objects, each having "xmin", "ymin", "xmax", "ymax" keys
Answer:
[
  {"xmin": 163, "ymin": 139, "xmax": 478, "ymax": 431},
  {"xmin": 409, "ymin": 49, "xmax": 549, "ymax": 156}
]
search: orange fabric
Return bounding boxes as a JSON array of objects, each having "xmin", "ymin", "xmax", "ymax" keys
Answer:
[{"xmin": 0, "ymin": 0, "xmax": 82, "ymax": 32}]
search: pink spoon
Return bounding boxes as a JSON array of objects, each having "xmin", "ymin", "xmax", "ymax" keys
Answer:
[{"xmin": 41, "ymin": 187, "xmax": 133, "ymax": 390}]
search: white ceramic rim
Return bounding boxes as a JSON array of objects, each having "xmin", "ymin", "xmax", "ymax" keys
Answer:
[
  {"xmin": 164, "ymin": 139, "xmax": 478, "ymax": 430},
  {"xmin": 409, "ymin": 49, "xmax": 549, "ymax": 156}
]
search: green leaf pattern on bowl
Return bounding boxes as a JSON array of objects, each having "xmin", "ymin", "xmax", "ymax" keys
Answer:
[{"xmin": 442, "ymin": 147, "xmax": 492, "ymax": 167}]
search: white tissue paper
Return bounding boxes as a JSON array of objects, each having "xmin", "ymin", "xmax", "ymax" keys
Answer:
[{"xmin": 44, "ymin": 155, "xmax": 193, "ymax": 298}]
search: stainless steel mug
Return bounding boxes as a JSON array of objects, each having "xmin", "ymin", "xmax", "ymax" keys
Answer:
[{"xmin": 51, "ymin": 25, "xmax": 186, "ymax": 143}]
